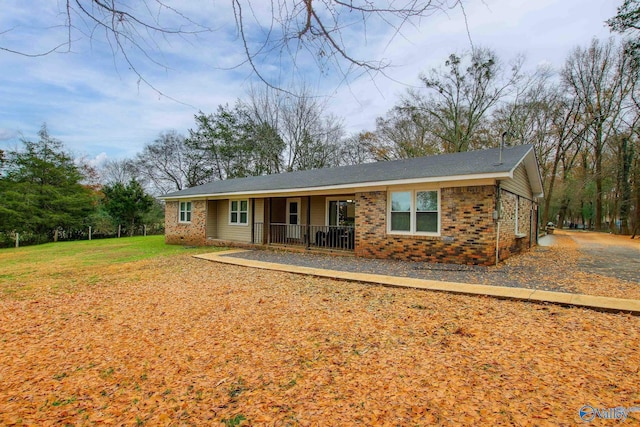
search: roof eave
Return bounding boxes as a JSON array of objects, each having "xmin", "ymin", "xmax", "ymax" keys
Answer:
[{"xmin": 159, "ymin": 171, "xmax": 512, "ymax": 200}]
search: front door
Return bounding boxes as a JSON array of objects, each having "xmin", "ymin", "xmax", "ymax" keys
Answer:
[{"xmin": 286, "ymin": 198, "xmax": 301, "ymax": 239}]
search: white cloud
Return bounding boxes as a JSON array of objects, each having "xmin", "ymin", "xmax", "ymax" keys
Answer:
[
  {"xmin": 86, "ymin": 152, "xmax": 109, "ymax": 168},
  {"xmin": 0, "ymin": 129, "xmax": 17, "ymax": 141}
]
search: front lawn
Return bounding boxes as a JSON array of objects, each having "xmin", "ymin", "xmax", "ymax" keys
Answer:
[
  {"xmin": 0, "ymin": 238, "xmax": 638, "ymax": 425},
  {"xmin": 0, "ymin": 235, "xmax": 217, "ymax": 298}
]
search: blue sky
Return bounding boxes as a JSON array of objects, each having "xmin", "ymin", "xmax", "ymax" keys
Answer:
[{"xmin": 0, "ymin": 0, "xmax": 619, "ymax": 167}]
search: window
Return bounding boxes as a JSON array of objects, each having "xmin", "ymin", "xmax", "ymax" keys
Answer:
[
  {"xmin": 416, "ymin": 191, "xmax": 438, "ymax": 232},
  {"xmin": 179, "ymin": 201, "xmax": 192, "ymax": 223},
  {"xmin": 389, "ymin": 190, "xmax": 439, "ymax": 234},
  {"xmin": 390, "ymin": 192, "xmax": 411, "ymax": 232},
  {"xmin": 327, "ymin": 199, "xmax": 356, "ymax": 227},
  {"xmin": 230, "ymin": 199, "xmax": 248, "ymax": 225}
]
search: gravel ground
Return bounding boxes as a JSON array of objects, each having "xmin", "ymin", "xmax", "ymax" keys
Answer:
[
  {"xmin": 221, "ymin": 245, "xmax": 572, "ymax": 293},
  {"xmin": 569, "ymin": 232, "xmax": 640, "ymax": 283},
  {"xmin": 220, "ymin": 232, "xmax": 640, "ymax": 296}
]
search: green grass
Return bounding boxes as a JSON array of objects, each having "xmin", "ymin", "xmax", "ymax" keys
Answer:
[{"xmin": 0, "ymin": 236, "xmax": 222, "ymax": 298}]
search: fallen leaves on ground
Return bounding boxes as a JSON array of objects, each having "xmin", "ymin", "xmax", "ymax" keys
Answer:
[{"xmin": 1, "ymin": 253, "xmax": 639, "ymax": 426}]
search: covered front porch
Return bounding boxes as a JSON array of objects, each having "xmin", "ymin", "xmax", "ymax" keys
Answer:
[
  {"xmin": 206, "ymin": 195, "xmax": 356, "ymax": 252},
  {"xmin": 253, "ymin": 196, "xmax": 355, "ymax": 251}
]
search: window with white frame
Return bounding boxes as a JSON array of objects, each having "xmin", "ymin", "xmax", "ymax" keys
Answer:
[
  {"xmin": 389, "ymin": 190, "xmax": 439, "ymax": 234},
  {"xmin": 179, "ymin": 201, "xmax": 192, "ymax": 223},
  {"xmin": 229, "ymin": 199, "xmax": 248, "ymax": 225}
]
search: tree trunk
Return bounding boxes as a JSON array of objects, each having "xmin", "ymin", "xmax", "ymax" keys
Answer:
[
  {"xmin": 632, "ymin": 170, "xmax": 639, "ymax": 239},
  {"xmin": 543, "ymin": 155, "xmax": 561, "ymax": 226},
  {"xmin": 595, "ymin": 145, "xmax": 603, "ymax": 231},
  {"xmin": 557, "ymin": 197, "xmax": 570, "ymax": 229},
  {"xmin": 619, "ymin": 135, "xmax": 633, "ymax": 234}
]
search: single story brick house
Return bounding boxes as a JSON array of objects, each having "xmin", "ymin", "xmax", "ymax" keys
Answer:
[{"xmin": 160, "ymin": 144, "xmax": 543, "ymax": 265}]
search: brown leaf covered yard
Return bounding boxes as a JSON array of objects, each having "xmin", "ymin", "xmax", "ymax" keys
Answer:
[{"xmin": 0, "ymin": 238, "xmax": 639, "ymax": 426}]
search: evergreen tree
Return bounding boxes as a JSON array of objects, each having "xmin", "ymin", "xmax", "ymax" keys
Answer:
[
  {"xmin": 0, "ymin": 124, "xmax": 95, "ymax": 238},
  {"xmin": 101, "ymin": 179, "xmax": 154, "ymax": 236}
]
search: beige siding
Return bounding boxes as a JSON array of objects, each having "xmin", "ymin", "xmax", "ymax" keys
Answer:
[
  {"xmin": 206, "ymin": 200, "xmax": 218, "ymax": 238},
  {"xmin": 309, "ymin": 196, "xmax": 325, "ymax": 225},
  {"xmin": 300, "ymin": 198, "xmax": 308, "ymax": 226},
  {"xmin": 216, "ymin": 199, "xmax": 252, "ymax": 242},
  {"xmin": 502, "ymin": 163, "xmax": 533, "ymax": 199},
  {"xmin": 253, "ymin": 198, "xmax": 265, "ymax": 223}
]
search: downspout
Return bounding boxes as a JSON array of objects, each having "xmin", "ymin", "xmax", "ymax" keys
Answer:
[
  {"xmin": 535, "ymin": 203, "xmax": 540, "ymax": 244},
  {"xmin": 267, "ymin": 198, "xmax": 272, "ymax": 245},
  {"xmin": 306, "ymin": 196, "xmax": 311, "ymax": 249},
  {"xmin": 529, "ymin": 206, "xmax": 533, "ymax": 248},
  {"xmin": 495, "ymin": 182, "xmax": 501, "ymax": 266},
  {"xmin": 494, "ymin": 132, "xmax": 507, "ymax": 266}
]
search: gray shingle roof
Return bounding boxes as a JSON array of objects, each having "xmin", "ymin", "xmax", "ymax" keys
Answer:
[{"xmin": 162, "ymin": 144, "xmax": 536, "ymax": 198}]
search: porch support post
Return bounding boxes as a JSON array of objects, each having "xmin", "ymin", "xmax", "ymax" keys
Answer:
[
  {"xmin": 306, "ymin": 196, "xmax": 311, "ymax": 249},
  {"xmin": 250, "ymin": 198, "xmax": 255, "ymax": 244},
  {"xmin": 267, "ymin": 198, "xmax": 272, "ymax": 245}
]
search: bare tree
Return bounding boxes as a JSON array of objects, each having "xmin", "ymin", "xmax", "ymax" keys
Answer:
[
  {"xmin": 371, "ymin": 105, "xmax": 437, "ymax": 160},
  {"xmin": 247, "ymin": 85, "xmax": 344, "ymax": 171},
  {"xmin": 405, "ymin": 48, "xmax": 523, "ymax": 153},
  {"xmin": 99, "ymin": 158, "xmax": 140, "ymax": 186},
  {"xmin": 244, "ymin": 86, "xmax": 286, "ymax": 174},
  {"xmin": 185, "ymin": 85, "xmax": 343, "ymax": 179},
  {"xmin": 562, "ymin": 38, "xmax": 636, "ymax": 230},
  {"xmin": 2, "ymin": 0, "xmax": 463, "ymax": 91},
  {"xmin": 135, "ymin": 130, "xmax": 213, "ymax": 195},
  {"xmin": 490, "ymin": 71, "xmax": 588, "ymax": 226},
  {"xmin": 338, "ymin": 132, "xmax": 377, "ymax": 165}
]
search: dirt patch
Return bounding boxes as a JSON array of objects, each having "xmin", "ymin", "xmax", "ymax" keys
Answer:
[{"xmin": 1, "ymin": 254, "xmax": 639, "ymax": 425}]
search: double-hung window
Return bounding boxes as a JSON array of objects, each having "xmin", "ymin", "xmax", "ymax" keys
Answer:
[
  {"xmin": 415, "ymin": 191, "xmax": 438, "ymax": 232},
  {"xmin": 179, "ymin": 201, "xmax": 192, "ymax": 223},
  {"xmin": 229, "ymin": 200, "xmax": 248, "ymax": 225},
  {"xmin": 390, "ymin": 191, "xmax": 411, "ymax": 232},
  {"xmin": 389, "ymin": 190, "xmax": 439, "ymax": 234}
]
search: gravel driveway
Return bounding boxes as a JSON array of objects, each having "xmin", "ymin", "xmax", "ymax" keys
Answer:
[{"xmin": 567, "ymin": 231, "xmax": 640, "ymax": 283}]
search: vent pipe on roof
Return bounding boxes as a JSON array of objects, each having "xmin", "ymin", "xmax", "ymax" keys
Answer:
[{"xmin": 498, "ymin": 131, "xmax": 508, "ymax": 165}]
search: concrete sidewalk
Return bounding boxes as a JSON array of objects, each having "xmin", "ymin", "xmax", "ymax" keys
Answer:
[{"xmin": 195, "ymin": 250, "xmax": 640, "ymax": 314}]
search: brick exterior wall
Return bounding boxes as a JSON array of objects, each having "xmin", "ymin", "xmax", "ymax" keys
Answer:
[
  {"xmin": 355, "ymin": 186, "xmax": 499, "ymax": 265},
  {"xmin": 165, "ymin": 200, "xmax": 207, "ymax": 246},
  {"xmin": 164, "ymin": 185, "xmax": 537, "ymax": 265}
]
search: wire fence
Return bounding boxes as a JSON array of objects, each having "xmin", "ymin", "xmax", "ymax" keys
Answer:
[{"xmin": 0, "ymin": 224, "xmax": 165, "ymax": 249}]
